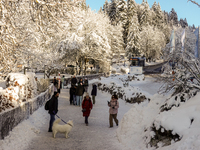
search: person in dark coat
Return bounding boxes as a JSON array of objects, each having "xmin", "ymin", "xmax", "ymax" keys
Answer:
[
  {"xmin": 84, "ymin": 78, "xmax": 89, "ymax": 92},
  {"xmin": 71, "ymin": 76, "xmax": 77, "ymax": 86},
  {"xmin": 78, "ymin": 78, "xmax": 83, "ymax": 84},
  {"xmin": 82, "ymin": 93, "xmax": 93, "ymax": 126},
  {"xmin": 75, "ymin": 82, "xmax": 84, "ymax": 106},
  {"xmin": 91, "ymin": 83, "xmax": 97, "ymax": 104},
  {"xmin": 48, "ymin": 92, "xmax": 59, "ymax": 132},
  {"xmin": 69, "ymin": 85, "xmax": 76, "ymax": 105}
]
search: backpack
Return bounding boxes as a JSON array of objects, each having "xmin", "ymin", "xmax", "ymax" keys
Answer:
[{"xmin": 45, "ymin": 98, "xmax": 52, "ymax": 110}]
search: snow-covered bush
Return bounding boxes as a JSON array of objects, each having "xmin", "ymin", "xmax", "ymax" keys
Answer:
[
  {"xmin": 120, "ymin": 66, "xmax": 129, "ymax": 74},
  {"xmin": 97, "ymin": 74, "xmax": 149, "ymax": 103},
  {"xmin": 0, "ymin": 73, "xmax": 38, "ymax": 112},
  {"xmin": 111, "ymin": 68, "xmax": 117, "ymax": 74}
]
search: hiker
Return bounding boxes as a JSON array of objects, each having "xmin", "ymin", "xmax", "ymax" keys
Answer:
[
  {"xmin": 69, "ymin": 85, "xmax": 76, "ymax": 105},
  {"xmin": 84, "ymin": 78, "xmax": 89, "ymax": 92},
  {"xmin": 71, "ymin": 75, "xmax": 77, "ymax": 87},
  {"xmin": 82, "ymin": 93, "xmax": 93, "ymax": 126},
  {"xmin": 91, "ymin": 83, "xmax": 97, "ymax": 104},
  {"xmin": 108, "ymin": 94, "xmax": 119, "ymax": 128},
  {"xmin": 75, "ymin": 80, "xmax": 84, "ymax": 106},
  {"xmin": 48, "ymin": 92, "xmax": 59, "ymax": 132}
]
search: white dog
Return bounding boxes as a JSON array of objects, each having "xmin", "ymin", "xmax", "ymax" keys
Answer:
[{"xmin": 52, "ymin": 119, "xmax": 73, "ymax": 138}]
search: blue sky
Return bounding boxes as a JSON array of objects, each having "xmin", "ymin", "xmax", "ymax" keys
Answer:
[{"xmin": 86, "ymin": 0, "xmax": 200, "ymax": 27}]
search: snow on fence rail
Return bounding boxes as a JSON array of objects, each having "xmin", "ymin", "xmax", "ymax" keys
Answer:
[{"xmin": 0, "ymin": 84, "xmax": 54, "ymax": 140}]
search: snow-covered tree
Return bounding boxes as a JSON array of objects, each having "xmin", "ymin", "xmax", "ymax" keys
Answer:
[
  {"xmin": 160, "ymin": 27, "xmax": 198, "ymax": 97},
  {"xmin": 151, "ymin": 2, "xmax": 164, "ymax": 29},
  {"xmin": 179, "ymin": 18, "xmax": 188, "ymax": 28},
  {"xmin": 117, "ymin": 0, "xmax": 128, "ymax": 45},
  {"xmin": 140, "ymin": 25, "xmax": 165, "ymax": 60},
  {"xmin": 103, "ymin": 0, "xmax": 110, "ymax": 15},
  {"xmin": 138, "ymin": 0, "xmax": 152, "ymax": 29},
  {"xmin": 108, "ymin": 0, "xmax": 119, "ymax": 25},
  {"xmin": 169, "ymin": 8, "xmax": 179, "ymax": 26},
  {"xmin": 126, "ymin": 10, "xmax": 140, "ymax": 57}
]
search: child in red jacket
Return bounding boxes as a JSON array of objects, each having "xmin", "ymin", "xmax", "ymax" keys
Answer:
[{"xmin": 82, "ymin": 93, "xmax": 93, "ymax": 126}]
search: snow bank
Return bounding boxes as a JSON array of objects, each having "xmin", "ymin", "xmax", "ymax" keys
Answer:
[{"xmin": 117, "ymin": 82, "xmax": 200, "ymax": 149}]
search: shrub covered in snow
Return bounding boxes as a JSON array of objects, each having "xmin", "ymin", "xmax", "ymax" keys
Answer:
[
  {"xmin": 111, "ymin": 67, "xmax": 117, "ymax": 74},
  {"xmin": 97, "ymin": 74, "xmax": 149, "ymax": 103},
  {"xmin": 120, "ymin": 66, "xmax": 129, "ymax": 74},
  {"xmin": 0, "ymin": 73, "xmax": 37, "ymax": 112}
]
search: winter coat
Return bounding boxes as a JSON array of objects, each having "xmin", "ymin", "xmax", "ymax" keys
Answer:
[
  {"xmin": 71, "ymin": 77, "xmax": 77, "ymax": 85},
  {"xmin": 82, "ymin": 97, "xmax": 93, "ymax": 117},
  {"xmin": 108, "ymin": 99, "xmax": 119, "ymax": 114},
  {"xmin": 70, "ymin": 86, "xmax": 76, "ymax": 96},
  {"xmin": 61, "ymin": 77, "xmax": 65, "ymax": 83},
  {"xmin": 53, "ymin": 79, "xmax": 57, "ymax": 86},
  {"xmin": 48, "ymin": 95, "xmax": 58, "ymax": 115},
  {"xmin": 75, "ymin": 83, "xmax": 84, "ymax": 96},
  {"xmin": 84, "ymin": 80, "xmax": 88, "ymax": 86},
  {"xmin": 91, "ymin": 84, "xmax": 97, "ymax": 96}
]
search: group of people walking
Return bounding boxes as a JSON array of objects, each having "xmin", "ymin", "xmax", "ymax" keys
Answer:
[
  {"xmin": 69, "ymin": 76, "xmax": 92, "ymax": 106},
  {"xmin": 48, "ymin": 75, "xmax": 119, "ymax": 131}
]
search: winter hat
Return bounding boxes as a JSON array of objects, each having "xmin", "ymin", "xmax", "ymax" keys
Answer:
[{"xmin": 85, "ymin": 92, "xmax": 89, "ymax": 97}]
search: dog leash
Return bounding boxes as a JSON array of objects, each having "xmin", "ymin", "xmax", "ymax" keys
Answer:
[{"xmin": 54, "ymin": 113, "xmax": 67, "ymax": 124}]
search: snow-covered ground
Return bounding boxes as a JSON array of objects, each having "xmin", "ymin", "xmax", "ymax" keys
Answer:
[
  {"xmin": 1, "ymin": 72, "xmax": 200, "ymax": 150},
  {"xmin": 0, "ymin": 83, "xmax": 132, "ymax": 150}
]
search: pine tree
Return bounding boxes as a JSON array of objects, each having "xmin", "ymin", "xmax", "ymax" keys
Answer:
[
  {"xmin": 138, "ymin": 0, "xmax": 152, "ymax": 29},
  {"xmin": 163, "ymin": 11, "xmax": 169, "ymax": 25},
  {"xmin": 125, "ymin": 0, "xmax": 138, "ymax": 46},
  {"xmin": 151, "ymin": 2, "xmax": 164, "ymax": 29},
  {"xmin": 169, "ymin": 8, "xmax": 179, "ymax": 26},
  {"xmin": 108, "ymin": 0, "xmax": 119, "ymax": 25},
  {"xmin": 117, "ymin": 0, "xmax": 128, "ymax": 46},
  {"xmin": 126, "ymin": 0, "xmax": 140, "ymax": 57},
  {"xmin": 103, "ymin": 0, "xmax": 110, "ymax": 15}
]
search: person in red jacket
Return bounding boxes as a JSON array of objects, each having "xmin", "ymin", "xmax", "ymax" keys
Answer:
[{"xmin": 82, "ymin": 93, "xmax": 93, "ymax": 126}]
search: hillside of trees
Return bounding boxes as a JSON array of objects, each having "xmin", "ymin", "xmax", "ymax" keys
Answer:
[{"xmin": 102, "ymin": 0, "xmax": 197, "ymax": 61}]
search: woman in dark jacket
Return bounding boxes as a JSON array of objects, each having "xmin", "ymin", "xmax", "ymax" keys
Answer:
[
  {"xmin": 48, "ymin": 92, "xmax": 59, "ymax": 132},
  {"xmin": 82, "ymin": 93, "xmax": 93, "ymax": 126},
  {"xmin": 91, "ymin": 83, "xmax": 97, "ymax": 104}
]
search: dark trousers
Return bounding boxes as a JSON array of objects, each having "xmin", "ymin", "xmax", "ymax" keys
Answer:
[
  {"xmin": 85, "ymin": 116, "xmax": 89, "ymax": 124},
  {"xmin": 92, "ymin": 95, "xmax": 96, "ymax": 104},
  {"xmin": 109, "ymin": 114, "xmax": 118, "ymax": 127},
  {"xmin": 70, "ymin": 94, "xmax": 73, "ymax": 105},
  {"xmin": 49, "ymin": 114, "xmax": 55, "ymax": 131}
]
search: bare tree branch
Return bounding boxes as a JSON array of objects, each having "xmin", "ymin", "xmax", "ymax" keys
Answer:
[{"xmin": 188, "ymin": 0, "xmax": 200, "ymax": 7}]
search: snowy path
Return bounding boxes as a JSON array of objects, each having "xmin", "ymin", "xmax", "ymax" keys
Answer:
[{"xmin": 1, "ymin": 84, "xmax": 132, "ymax": 150}]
